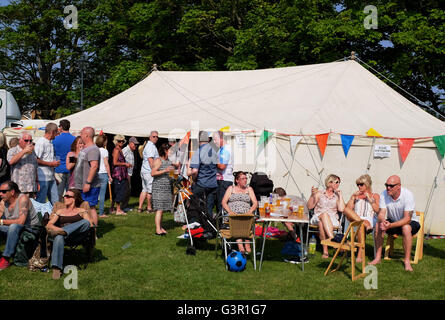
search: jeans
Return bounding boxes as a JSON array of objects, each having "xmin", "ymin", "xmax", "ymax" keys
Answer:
[
  {"xmin": 98, "ymin": 173, "xmax": 109, "ymax": 215},
  {"xmin": 216, "ymin": 180, "xmax": 233, "ymax": 214},
  {"xmin": 192, "ymin": 184, "xmax": 217, "ymax": 218},
  {"xmin": 55, "ymin": 172, "xmax": 70, "ymax": 201},
  {"xmin": 50, "ymin": 219, "xmax": 91, "ymax": 270},
  {"xmin": 0, "ymin": 224, "xmax": 24, "ymax": 258},
  {"xmin": 36, "ymin": 180, "xmax": 59, "ymax": 205}
]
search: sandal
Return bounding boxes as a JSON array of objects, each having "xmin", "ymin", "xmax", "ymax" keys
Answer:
[
  {"xmin": 137, "ymin": 208, "xmax": 143, "ymax": 213},
  {"xmin": 322, "ymin": 253, "xmax": 329, "ymax": 259}
]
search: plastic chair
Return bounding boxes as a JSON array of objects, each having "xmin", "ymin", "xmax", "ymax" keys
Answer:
[
  {"xmin": 219, "ymin": 213, "xmax": 256, "ymax": 270},
  {"xmin": 384, "ymin": 211, "xmax": 425, "ymax": 264},
  {"xmin": 321, "ymin": 220, "xmax": 367, "ymax": 281}
]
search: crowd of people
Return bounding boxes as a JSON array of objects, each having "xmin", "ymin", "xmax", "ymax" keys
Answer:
[{"xmin": 0, "ymin": 121, "xmax": 420, "ymax": 277}]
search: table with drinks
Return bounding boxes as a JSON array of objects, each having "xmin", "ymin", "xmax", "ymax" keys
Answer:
[{"xmin": 257, "ymin": 195, "xmax": 310, "ymax": 271}]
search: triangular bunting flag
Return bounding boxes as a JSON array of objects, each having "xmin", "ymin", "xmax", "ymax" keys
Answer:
[
  {"xmin": 315, "ymin": 133, "xmax": 329, "ymax": 157},
  {"xmin": 340, "ymin": 134, "xmax": 355, "ymax": 157},
  {"xmin": 219, "ymin": 126, "xmax": 230, "ymax": 132},
  {"xmin": 257, "ymin": 130, "xmax": 273, "ymax": 146},
  {"xmin": 433, "ymin": 135, "xmax": 445, "ymax": 158},
  {"xmin": 366, "ymin": 128, "xmax": 382, "ymax": 137},
  {"xmin": 398, "ymin": 138, "xmax": 415, "ymax": 163},
  {"xmin": 179, "ymin": 131, "xmax": 191, "ymax": 147},
  {"xmin": 290, "ymin": 136, "xmax": 303, "ymax": 157}
]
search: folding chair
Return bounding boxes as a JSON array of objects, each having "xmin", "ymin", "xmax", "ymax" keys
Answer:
[
  {"xmin": 321, "ymin": 220, "xmax": 366, "ymax": 281},
  {"xmin": 219, "ymin": 214, "xmax": 256, "ymax": 270},
  {"xmin": 384, "ymin": 211, "xmax": 425, "ymax": 264}
]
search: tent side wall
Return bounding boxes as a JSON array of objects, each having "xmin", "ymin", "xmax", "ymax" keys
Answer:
[{"xmin": 228, "ymin": 134, "xmax": 445, "ymax": 235}]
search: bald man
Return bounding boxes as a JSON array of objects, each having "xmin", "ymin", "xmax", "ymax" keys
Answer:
[
  {"xmin": 73, "ymin": 127, "xmax": 100, "ymax": 225},
  {"xmin": 369, "ymin": 175, "xmax": 420, "ymax": 271}
]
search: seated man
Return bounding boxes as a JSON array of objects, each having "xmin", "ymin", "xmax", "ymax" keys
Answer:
[
  {"xmin": 0, "ymin": 181, "xmax": 41, "ymax": 270},
  {"xmin": 369, "ymin": 175, "xmax": 420, "ymax": 272}
]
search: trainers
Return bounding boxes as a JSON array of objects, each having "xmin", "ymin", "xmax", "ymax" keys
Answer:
[{"xmin": 0, "ymin": 257, "xmax": 10, "ymax": 270}]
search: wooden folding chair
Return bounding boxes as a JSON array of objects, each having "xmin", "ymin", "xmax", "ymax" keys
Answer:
[
  {"xmin": 321, "ymin": 220, "xmax": 366, "ymax": 281},
  {"xmin": 219, "ymin": 214, "xmax": 256, "ymax": 270},
  {"xmin": 384, "ymin": 211, "xmax": 425, "ymax": 264}
]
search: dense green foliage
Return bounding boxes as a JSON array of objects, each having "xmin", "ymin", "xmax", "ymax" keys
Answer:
[{"xmin": 0, "ymin": 0, "xmax": 444, "ymax": 119}]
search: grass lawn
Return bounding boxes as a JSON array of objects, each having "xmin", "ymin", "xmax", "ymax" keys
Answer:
[{"xmin": 1, "ymin": 198, "xmax": 445, "ymax": 300}]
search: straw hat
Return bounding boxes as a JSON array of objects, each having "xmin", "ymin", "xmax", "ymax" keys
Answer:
[
  {"xmin": 0, "ymin": 133, "xmax": 5, "ymax": 148},
  {"xmin": 138, "ymin": 140, "xmax": 147, "ymax": 158}
]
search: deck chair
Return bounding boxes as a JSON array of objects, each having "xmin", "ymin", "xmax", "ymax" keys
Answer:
[
  {"xmin": 321, "ymin": 220, "xmax": 366, "ymax": 281},
  {"xmin": 47, "ymin": 201, "xmax": 96, "ymax": 263},
  {"xmin": 384, "ymin": 211, "xmax": 425, "ymax": 264},
  {"xmin": 220, "ymin": 213, "xmax": 256, "ymax": 270}
]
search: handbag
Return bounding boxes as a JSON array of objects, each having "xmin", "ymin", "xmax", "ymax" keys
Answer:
[{"xmin": 332, "ymin": 233, "xmax": 345, "ymax": 243}]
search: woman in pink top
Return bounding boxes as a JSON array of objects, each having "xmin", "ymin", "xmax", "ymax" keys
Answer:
[{"xmin": 307, "ymin": 174, "xmax": 345, "ymax": 259}]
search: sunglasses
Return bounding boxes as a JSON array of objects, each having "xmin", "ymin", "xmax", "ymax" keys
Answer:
[
  {"xmin": 64, "ymin": 194, "xmax": 75, "ymax": 199},
  {"xmin": 0, "ymin": 189, "xmax": 11, "ymax": 194},
  {"xmin": 117, "ymin": 140, "xmax": 125, "ymax": 143},
  {"xmin": 356, "ymin": 183, "xmax": 365, "ymax": 187},
  {"xmin": 385, "ymin": 183, "xmax": 399, "ymax": 189},
  {"xmin": 329, "ymin": 181, "xmax": 340, "ymax": 184},
  {"xmin": 151, "ymin": 136, "xmax": 159, "ymax": 139},
  {"xmin": 23, "ymin": 139, "xmax": 33, "ymax": 143}
]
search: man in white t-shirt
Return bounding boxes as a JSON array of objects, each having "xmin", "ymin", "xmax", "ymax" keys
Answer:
[
  {"xmin": 213, "ymin": 131, "xmax": 234, "ymax": 214},
  {"xmin": 35, "ymin": 123, "xmax": 60, "ymax": 205},
  {"xmin": 369, "ymin": 175, "xmax": 420, "ymax": 271},
  {"xmin": 138, "ymin": 131, "xmax": 159, "ymax": 213}
]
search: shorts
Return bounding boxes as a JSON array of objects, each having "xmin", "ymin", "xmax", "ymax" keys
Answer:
[
  {"xmin": 141, "ymin": 172, "xmax": 153, "ymax": 193},
  {"xmin": 81, "ymin": 187, "xmax": 100, "ymax": 207},
  {"xmin": 386, "ymin": 218, "xmax": 420, "ymax": 236}
]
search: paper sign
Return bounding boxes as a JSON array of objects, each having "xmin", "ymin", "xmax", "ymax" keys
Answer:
[
  {"xmin": 374, "ymin": 145, "xmax": 391, "ymax": 158},
  {"xmin": 236, "ymin": 134, "xmax": 246, "ymax": 148}
]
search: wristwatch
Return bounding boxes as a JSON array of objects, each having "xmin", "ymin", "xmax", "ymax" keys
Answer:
[{"xmin": 85, "ymin": 181, "xmax": 92, "ymax": 185}]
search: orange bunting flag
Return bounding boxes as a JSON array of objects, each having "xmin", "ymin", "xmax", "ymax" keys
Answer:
[
  {"xmin": 315, "ymin": 133, "xmax": 329, "ymax": 157},
  {"xmin": 179, "ymin": 131, "xmax": 191, "ymax": 147},
  {"xmin": 398, "ymin": 138, "xmax": 415, "ymax": 163}
]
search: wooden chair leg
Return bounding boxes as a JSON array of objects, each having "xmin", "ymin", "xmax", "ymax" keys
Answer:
[{"xmin": 384, "ymin": 236, "xmax": 393, "ymax": 260}]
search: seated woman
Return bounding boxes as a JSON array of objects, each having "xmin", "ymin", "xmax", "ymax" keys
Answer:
[
  {"xmin": 221, "ymin": 171, "xmax": 258, "ymax": 255},
  {"xmin": 343, "ymin": 174, "xmax": 380, "ymax": 262},
  {"xmin": 273, "ymin": 187, "xmax": 297, "ymax": 241},
  {"xmin": 46, "ymin": 188, "xmax": 93, "ymax": 280},
  {"xmin": 307, "ymin": 174, "xmax": 345, "ymax": 259}
]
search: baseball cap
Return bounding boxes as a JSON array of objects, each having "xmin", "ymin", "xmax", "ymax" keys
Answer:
[{"xmin": 129, "ymin": 137, "xmax": 140, "ymax": 144}]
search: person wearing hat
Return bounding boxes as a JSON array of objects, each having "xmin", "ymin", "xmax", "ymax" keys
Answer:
[
  {"xmin": 189, "ymin": 131, "xmax": 219, "ymax": 218},
  {"xmin": 121, "ymin": 136, "xmax": 139, "ymax": 211},
  {"xmin": 111, "ymin": 135, "xmax": 132, "ymax": 215}
]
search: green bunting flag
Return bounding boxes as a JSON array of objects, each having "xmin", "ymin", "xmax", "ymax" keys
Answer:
[
  {"xmin": 433, "ymin": 135, "xmax": 445, "ymax": 158},
  {"xmin": 257, "ymin": 130, "xmax": 273, "ymax": 146}
]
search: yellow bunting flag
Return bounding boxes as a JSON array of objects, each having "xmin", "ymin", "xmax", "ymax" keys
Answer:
[
  {"xmin": 219, "ymin": 126, "xmax": 230, "ymax": 132},
  {"xmin": 366, "ymin": 128, "xmax": 382, "ymax": 137}
]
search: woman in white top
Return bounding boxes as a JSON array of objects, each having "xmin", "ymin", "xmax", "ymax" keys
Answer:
[
  {"xmin": 344, "ymin": 174, "xmax": 380, "ymax": 262},
  {"xmin": 95, "ymin": 135, "xmax": 112, "ymax": 217},
  {"xmin": 307, "ymin": 174, "xmax": 345, "ymax": 259}
]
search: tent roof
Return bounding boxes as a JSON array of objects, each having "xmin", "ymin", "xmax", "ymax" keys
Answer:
[{"xmin": 60, "ymin": 60, "xmax": 445, "ymax": 138}]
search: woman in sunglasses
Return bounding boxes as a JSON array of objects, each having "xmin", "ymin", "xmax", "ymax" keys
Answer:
[
  {"xmin": 307, "ymin": 174, "xmax": 345, "ymax": 259},
  {"xmin": 344, "ymin": 174, "xmax": 380, "ymax": 262},
  {"xmin": 46, "ymin": 189, "xmax": 93, "ymax": 280},
  {"xmin": 111, "ymin": 135, "xmax": 132, "ymax": 216}
]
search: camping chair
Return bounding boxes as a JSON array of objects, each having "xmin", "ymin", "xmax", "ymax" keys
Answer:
[
  {"xmin": 219, "ymin": 213, "xmax": 257, "ymax": 270},
  {"xmin": 321, "ymin": 220, "xmax": 367, "ymax": 281},
  {"xmin": 47, "ymin": 201, "xmax": 97, "ymax": 264},
  {"xmin": 384, "ymin": 211, "xmax": 425, "ymax": 264}
]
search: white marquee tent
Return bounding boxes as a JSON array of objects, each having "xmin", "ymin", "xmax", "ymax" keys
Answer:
[{"xmin": 50, "ymin": 59, "xmax": 445, "ymax": 235}]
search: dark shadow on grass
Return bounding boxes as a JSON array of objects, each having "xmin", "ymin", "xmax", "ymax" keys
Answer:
[
  {"xmin": 63, "ymin": 247, "xmax": 108, "ymax": 270},
  {"xmin": 96, "ymin": 220, "xmax": 116, "ymax": 238},
  {"xmin": 423, "ymin": 241, "xmax": 445, "ymax": 260}
]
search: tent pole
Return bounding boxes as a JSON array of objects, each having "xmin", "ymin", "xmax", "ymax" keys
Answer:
[
  {"xmin": 301, "ymin": 130, "xmax": 323, "ymax": 188},
  {"xmin": 366, "ymin": 137, "xmax": 376, "ymax": 173},
  {"xmin": 425, "ymin": 158, "xmax": 443, "ymax": 239}
]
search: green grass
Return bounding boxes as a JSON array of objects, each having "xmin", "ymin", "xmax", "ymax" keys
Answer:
[{"xmin": 1, "ymin": 199, "xmax": 445, "ymax": 300}]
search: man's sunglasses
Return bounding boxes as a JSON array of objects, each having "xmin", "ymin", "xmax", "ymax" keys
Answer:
[
  {"xmin": 64, "ymin": 194, "xmax": 75, "ymax": 199},
  {"xmin": 151, "ymin": 136, "xmax": 159, "ymax": 139},
  {"xmin": 23, "ymin": 139, "xmax": 33, "ymax": 143},
  {"xmin": 0, "ymin": 189, "xmax": 11, "ymax": 194},
  {"xmin": 385, "ymin": 183, "xmax": 399, "ymax": 188}
]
